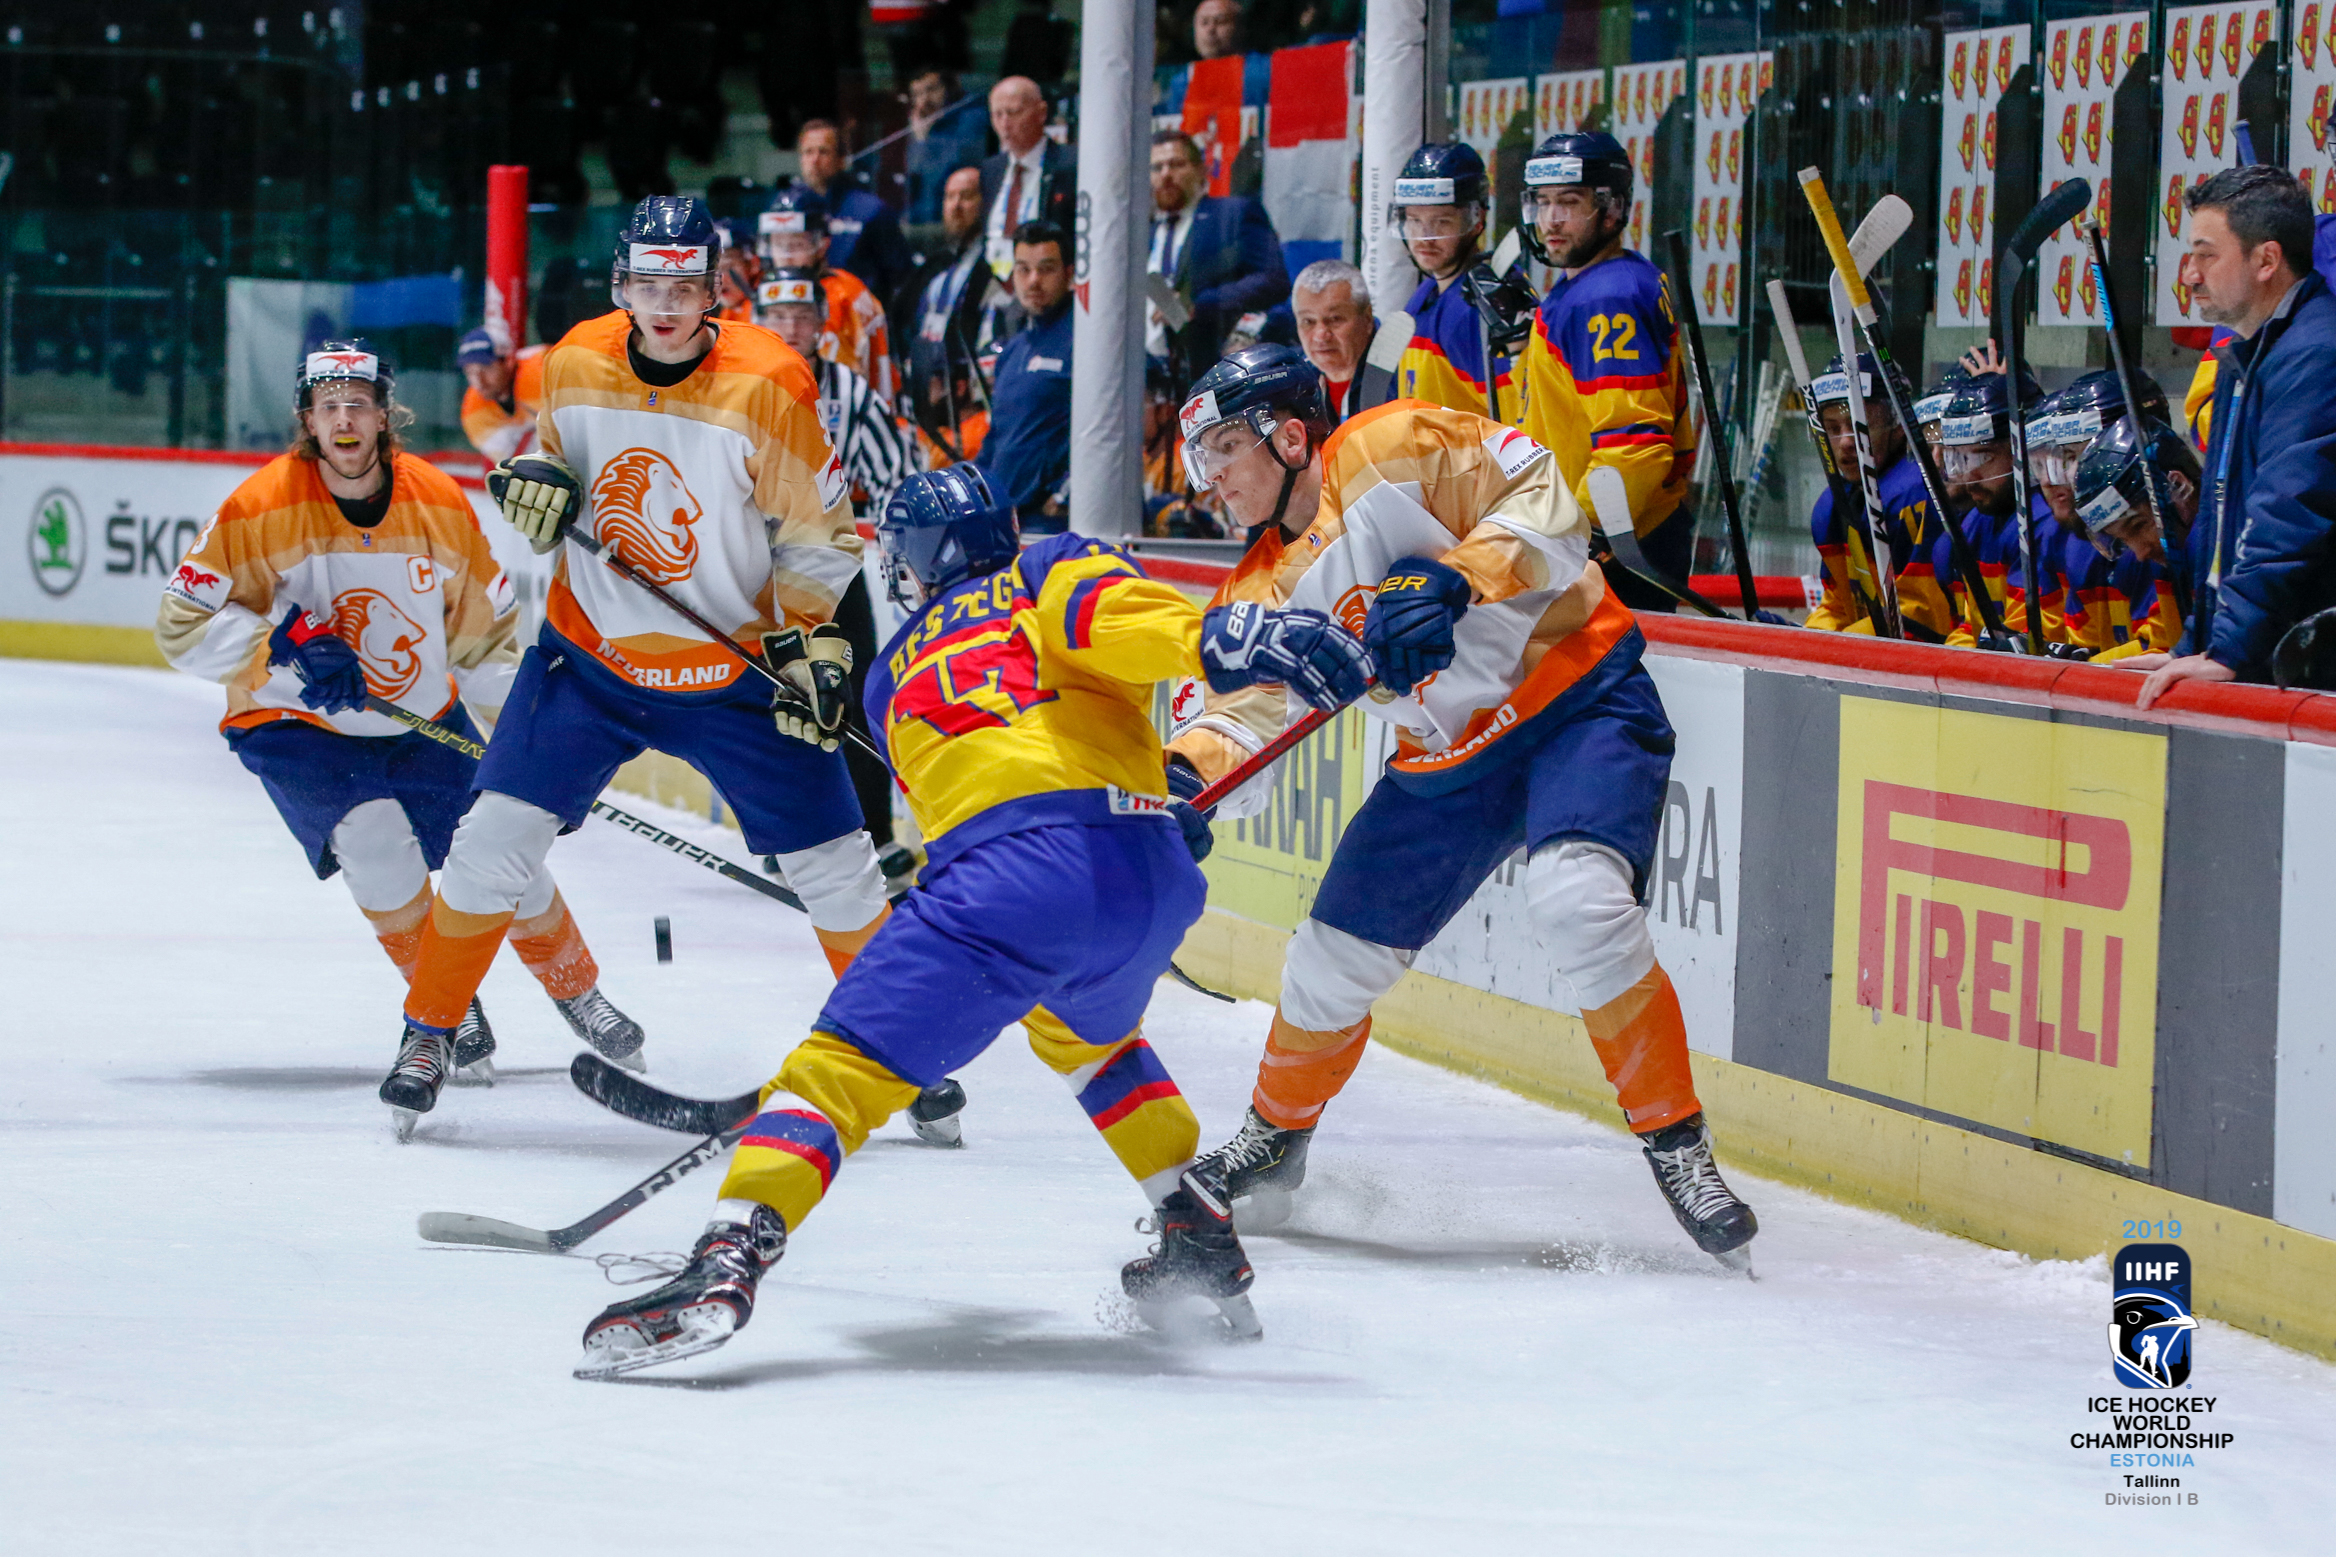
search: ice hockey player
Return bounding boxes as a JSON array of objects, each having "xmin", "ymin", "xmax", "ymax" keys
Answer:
[
  {"xmin": 1388, "ymin": 143, "xmax": 1532, "ymax": 425},
  {"xmin": 573, "ymin": 464, "xmax": 1372, "ymax": 1376},
  {"xmin": 2072, "ymin": 413, "xmax": 2200, "ymax": 664},
  {"xmin": 759, "ymin": 185, "xmax": 896, "ymax": 403},
  {"xmin": 1802, "ymin": 352, "xmax": 1967, "ymax": 644},
  {"xmin": 2024, "ymin": 371, "xmax": 2172, "ymax": 654},
  {"xmin": 155, "ymin": 341, "xmax": 637, "ymax": 1099},
  {"xmin": 1515, "ymin": 132, "xmax": 1700, "ymax": 605},
  {"xmin": 1167, "ymin": 344, "xmax": 1760, "ymax": 1269},
  {"xmin": 1938, "ymin": 373, "xmax": 2066, "ymax": 645},
  {"xmin": 456, "ymin": 326, "xmax": 546, "ymax": 465},
  {"xmin": 381, "ymin": 196, "xmax": 894, "ymax": 1139}
]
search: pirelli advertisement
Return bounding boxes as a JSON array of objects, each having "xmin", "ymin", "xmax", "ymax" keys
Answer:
[{"xmin": 1193, "ymin": 645, "xmax": 2336, "ymax": 1356}]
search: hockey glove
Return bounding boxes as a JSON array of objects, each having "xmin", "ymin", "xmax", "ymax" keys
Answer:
[
  {"xmin": 487, "ymin": 453, "xmax": 582, "ymax": 555},
  {"xmin": 1362, "ymin": 556, "xmax": 1473, "ymax": 698},
  {"xmin": 765, "ymin": 624, "xmax": 854, "ymax": 752},
  {"xmin": 1165, "ymin": 756, "xmax": 1214, "ymax": 862},
  {"xmin": 1199, "ymin": 602, "xmax": 1373, "ymax": 712},
  {"xmin": 268, "ymin": 606, "xmax": 369, "ymax": 713}
]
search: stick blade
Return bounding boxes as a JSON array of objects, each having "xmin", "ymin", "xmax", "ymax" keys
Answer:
[
  {"xmin": 417, "ymin": 1211, "xmax": 563, "ymax": 1254},
  {"xmin": 2003, "ymin": 177, "xmax": 2094, "ymax": 268},
  {"xmin": 1847, "ymin": 194, "xmax": 1914, "ymax": 275},
  {"xmin": 571, "ymin": 1052, "xmax": 759, "ymax": 1136}
]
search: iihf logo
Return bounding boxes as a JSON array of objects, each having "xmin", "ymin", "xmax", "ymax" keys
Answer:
[{"xmin": 2108, "ymin": 1243, "xmax": 2197, "ymax": 1390}]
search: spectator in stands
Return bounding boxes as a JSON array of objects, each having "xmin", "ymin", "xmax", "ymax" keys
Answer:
[
  {"xmin": 456, "ymin": 328, "xmax": 546, "ymax": 465},
  {"xmin": 792, "ymin": 118, "xmax": 914, "ymax": 308},
  {"xmin": 1290, "ymin": 259, "xmax": 1387, "ymax": 422},
  {"xmin": 1147, "ymin": 130, "xmax": 1289, "ymax": 384},
  {"xmin": 899, "ymin": 166, "xmax": 1007, "ymax": 437},
  {"xmin": 2138, "ymin": 166, "xmax": 2336, "ymax": 706},
  {"xmin": 902, "ymin": 70, "xmax": 985, "ymax": 225},
  {"xmin": 979, "ymin": 221, "xmax": 1076, "ymax": 534},
  {"xmin": 1194, "ymin": 0, "xmax": 1245, "ymax": 57},
  {"xmin": 980, "ymin": 77, "xmax": 1076, "ymax": 283}
]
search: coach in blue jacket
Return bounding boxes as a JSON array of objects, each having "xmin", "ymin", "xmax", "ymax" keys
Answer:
[
  {"xmin": 2141, "ymin": 166, "xmax": 2336, "ymax": 707},
  {"xmin": 1146, "ymin": 131, "xmax": 1289, "ymax": 371},
  {"xmin": 979, "ymin": 220, "xmax": 1075, "ymax": 534}
]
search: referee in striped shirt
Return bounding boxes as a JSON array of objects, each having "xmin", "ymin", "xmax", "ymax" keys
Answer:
[{"xmin": 756, "ymin": 269, "xmax": 920, "ymax": 884}]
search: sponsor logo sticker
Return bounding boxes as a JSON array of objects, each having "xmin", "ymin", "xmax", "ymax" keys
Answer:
[{"xmin": 28, "ymin": 486, "xmax": 86, "ymax": 597}]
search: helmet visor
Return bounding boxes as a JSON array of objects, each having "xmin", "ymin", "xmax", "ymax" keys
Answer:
[
  {"xmin": 618, "ymin": 273, "xmax": 716, "ymax": 315},
  {"xmin": 1181, "ymin": 416, "xmax": 1272, "ymax": 490},
  {"xmin": 1398, "ymin": 207, "xmax": 1472, "ymax": 241}
]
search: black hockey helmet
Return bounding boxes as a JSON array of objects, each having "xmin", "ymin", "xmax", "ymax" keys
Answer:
[
  {"xmin": 295, "ymin": 338, "xmax": 394, "ymax": 410},
  {"xmin": 1390, "ymin": 142, "xmax": 1489, "ymax": 224},
  {"xmin": 609, "ymin": 195, "xmax": 720, "ymax": 312}
]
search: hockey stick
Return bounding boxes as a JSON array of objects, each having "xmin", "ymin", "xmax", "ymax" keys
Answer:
[
  {"xmin": 1661, "ymin": 228, "xmax": 1762, "ymax": 618},
  {"xmin": 1766, "ymin": 278, "xmax": 1885, "ymax": 626},
  {"xmin": 1994, "ymin": 176, "xmax": 2097, "ymax": 655},
  {"xmin": 417, "ymin": 1121, "xmax": 750, "ymax": 1253},
  {"xmin": 574, "ymin": 1051, "xmax": 762, "ymax": 1136},
  {"xmin": 564, "ymin": 529, "xmax": 889, "ymax": 769},
  {"xmin": 1189, "ymin": 699, "xmax": 1346, "ymax": 813},
  {"xmin": 1585, "ymin": 467, "xmax": 1734, "ymax": 618},
  {"xmin": 2076, "ymin": 211, "xmax": 2194, "ymax": 624},
  {"xmin": 1797, "ymin": 188, "xmax": 2016, "ymax": 648}
]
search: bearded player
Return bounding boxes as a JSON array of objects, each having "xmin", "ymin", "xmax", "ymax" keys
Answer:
[
  {"xmin": 379, "ymin": 196, "xmax": 900, "ymax": 1141},
  {"xmin": 1169, "ymin": 344, "xmax": 1759, "ymax": 1270},
  {"xmin": 156, "ymin": 342, "xmax": 638, "ymax": 1096},
  {"xmin": 572, "ymin": 465, "xmax": 1370, "ymax": 1375}
]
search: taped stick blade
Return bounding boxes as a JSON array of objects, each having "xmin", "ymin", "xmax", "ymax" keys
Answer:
[
  {"xmin": 1847, "ymin": 195, "xmax": 1913, "ymax": 276},
  {"xmin": 1586, "ymin": 466, "xmax": 1655, "ymax": 573}
]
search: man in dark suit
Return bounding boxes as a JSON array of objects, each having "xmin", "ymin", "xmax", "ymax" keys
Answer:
[
  {"xmin": 1146, "ymin": 130, "xmax": 1289, "ymax": 389},
  {"xmin": 978, "ymin": 77, "xmax": 1076, "ymax": 285},
  {"xmin": 895, "ymin": 165, "xmax": 1009, "ymax": 454}
]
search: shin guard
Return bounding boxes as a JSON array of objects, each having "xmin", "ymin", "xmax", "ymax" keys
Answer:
[
  {"xmin": 402, "ymin": 902, "xmax": 512, "ymax": 1033},
  {"xmin": 508, "ymin": 893, "xmax": 599, "ymax": 1001},
  {"xmin": 1251, "ymin": 1011, "xmax": 1373, "ymax": 1132},
  {"xmin": 1026, "ymin": 1009, "xmax": 1200, "ymax": 1203},
  {"xmin": 720, "ymin": 1032, "xmax": 922, "ymax": 1229},
  {"xmin": 1582, "ymin": 962, "xmax": 1701, "ymax": 1133}
]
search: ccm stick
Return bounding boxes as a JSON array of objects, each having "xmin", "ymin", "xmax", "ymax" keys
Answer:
[
  {"xmin": 1993, "ymin": 176, "xmax": 2098, "ymax": 654},
  {"xmin": 1798, "ymin": 181, "xmax": 2018, "ymax": 648},
  {"xmin": 2076, "ymin": 210, "xmax": 2194, "ymax": 624},
  {"xmin": 1767, "ymin": 278, "xmax": 1887, "ymax": 626}
]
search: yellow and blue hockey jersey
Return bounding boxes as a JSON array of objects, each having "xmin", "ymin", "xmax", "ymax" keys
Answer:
[
  {"xmin": 1394, "ymin": 272, "xmax": 1522, "ymax": 425},
  {"xmin": 1519, "ymin": 251, "xmax": 1695, "ymax": 544}
]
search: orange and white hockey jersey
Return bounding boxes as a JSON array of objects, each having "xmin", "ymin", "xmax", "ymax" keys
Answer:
[
  {"xmin": 534, "ymin": 313, "xmax": 859, "ymax": 699},
  {"xmin": 818, "ymin": 267, "xmax": 896, "ymax": 405},
  {"xmin": 154, "ymin": 451, "xmax": 519, "ymax": 737},
  {"xmin": 458, "ymin": 344, "xmax": 548, "ymax": 464},
  {"xmin": 1175, "ymin": 399, "xmax": 1631, "ymax": 815}
]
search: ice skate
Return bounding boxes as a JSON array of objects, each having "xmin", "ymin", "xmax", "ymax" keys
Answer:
[
  {"xmin": 907, "ymin": 1078, "xmax": 966, "ymax": 1147},
  {"xmin": 379, "ymin": 1022, "xmax": 453, "ymax": 1141},
  {"xmin": 557, "ymin": 986, "xmax": 646, "ymax": 1072},
  {"xmin": 1640, "ymin": 1113, "xmax": 1758, "ymax": 1275},
  {"xmin": 1196, "ymin": 1106, "xmax": 1313, "ymax": 1232},
  {"xmin": 575, "ymin": 1205, "xmax": 787, "ymax": 1379},
  {"xmin": 450, "ymin": 997, "xmax": 496, "ymax": 1085},
  {"xmin": 1122, "ymin": 1164, "xmax": 1262, "ymax": 1341}
]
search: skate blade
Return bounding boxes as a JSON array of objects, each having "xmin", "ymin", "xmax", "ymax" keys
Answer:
[
  {"xmin": 1233, "ymin": 1187, "xmax": 1294, "ymax": 1234},
  {"xmin": 451, "ymin": 1057, "xmax": 496, "ymax": 1087},
  {"xmin": 594, "ymin": 1046, "xmax": 648, "ymax": 1074},
  {"xmin": 391, "ymin": 1107, "xmax": 421, "ymax": 1143},
  {"xmin": 1708, "ymin": 1244, "xmax": 1757, "ymax": 1281},
  {"xmin": 909, "ymin": 1114, "xmax": 964, "ymax": 1148},
  {"xmin": 1134, "ymin": 1291, "xmax": 1264, "ymax": 1344},
  {"xmin": 573, "ymin": 1305, "xmax": 738, "ymax": 1380}
]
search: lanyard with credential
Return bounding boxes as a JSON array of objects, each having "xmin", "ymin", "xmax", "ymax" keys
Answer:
[{"xmin": 2192, "ymin": 365, "xmax": 2243, "ymax": 651}]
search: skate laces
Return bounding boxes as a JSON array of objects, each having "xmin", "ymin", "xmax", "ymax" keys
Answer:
[
  {"xmin": 392, "ymin": 1029, "xmax": 447, "ymax": 1079},
  {"xmin": 597, "ymin": 1251, "xmax": 689, "ymax": 1285},
  {"xmin": 1647, "ymin": 1130, "xmax": 1738, "ymax": 1222},
  {"xmin": 1216, "ymin": 1114, "xmax": 1282, "ymax": 1173}
]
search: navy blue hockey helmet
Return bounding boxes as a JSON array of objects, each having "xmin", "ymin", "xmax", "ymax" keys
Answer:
[
  {"xmin": 1177, "ymin": 344, "xmax": 1332, "ymax": 488},
  {"xmin": 2073, "ymin": 413, "xmax": 2200, "ymax": 549},
  {"xmin": 1812, "ymin": 351, "xmax": 1909, "ymax": 415},
  {"xmin": 295, "ymin": 338, "xmax": 395, "ymax": 410},
  {"xmin": 1912, "ymin": 361, "xmax": 1973, "ymax": 428},
  {"xmin": 1391, "ymin": 142, "xmax": 1489, "ymax": 222},
  {"xmin": 1937, "ymin": 375, "xmax": 2017, "ymax": 447},
  {"xmin": 1522, "ymin": 131, "xmax": 1634, "ymax": 202},
  {"xmin": 2048, "ymin": 368, "xmax": 2171, "ymax": 447},
  {"xmin": 877, "ymin": 463, "xmax": 1016, "ymax": 609},
  {"xmin": 610, "ymin": 196, "xmax": 720, "ymax": 311},
  {"xmin": 760, "ymin": 184, "xmax": 831, "ymax": 250}
]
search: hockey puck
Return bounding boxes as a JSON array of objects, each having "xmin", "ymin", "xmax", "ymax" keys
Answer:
[{"xmin": 653, "ymin": 916, "xmax": 672, "ymax": 963}]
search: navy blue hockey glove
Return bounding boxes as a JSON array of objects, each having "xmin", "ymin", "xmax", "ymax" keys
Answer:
[
  {"xmin": 1165, "ymin": 756, "xmax": 1214, "ymax": 861},
  {"xmin": 268, "ymin": 606, "xmax": 367, "ymax": 713},
  {"xmin": 1362, "ymin": 556, "xmax": 1473, "ymax": 697},
  {"xmin": 1199, "ymin": 601, "xmax": 1373, "ymax": 711},
  {"xmin": 1753, "ymin": 609, "xmax": 1793, "ymax": 627}
]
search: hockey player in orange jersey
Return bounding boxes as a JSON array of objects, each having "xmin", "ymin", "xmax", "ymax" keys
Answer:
[
  {"xmin": 381, "ymin": 197, "xmax": 901, "ymax": 1141},
  {"xmin": 156, "ymin": 342, "xmax": 640, "ymax": 1099},
  {"xmin": 1170, "ymin": 345, "xmax": 1759, "ymax": 1271},
  {"xmin": 456, "ymin": 327, "xmax": 547, "ymax": 464},
  {"xmin": 759, "ymin": 185, "xmax": 896, "ymax": 403}
]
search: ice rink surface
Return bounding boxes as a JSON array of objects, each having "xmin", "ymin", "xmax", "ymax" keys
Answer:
[{"xmin": 6, "ymin": 658, "xmax": 2333, "ymax": 1555}]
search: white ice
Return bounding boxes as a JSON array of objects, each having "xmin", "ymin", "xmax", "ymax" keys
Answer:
[{"xmin": 5, "ymin": 658, "xmax": 2332, "ymax": 1555}]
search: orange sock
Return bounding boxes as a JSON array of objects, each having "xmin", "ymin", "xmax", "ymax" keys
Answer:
[
  {"xmin": 1250, "ymin": 1010, "xmax": 1373, "ymax": 1131},
  {"xmin": 363, "ymin": 886, "xmax": 434, "ymax": 985},
  {"xmin": 814, "ymin": 905, "xmax": 889, "ymax": 980},
  {"xmin": 403, "ymin": 901, "xmax": 512, "ymax": 1032},
  {"xmin": 1583, "ymin": 962, "xmax": 1701, "ymax": 1133},
  {"xmin": 508, "ymin": 892, "xmax": 598, "ymax": 1001}
]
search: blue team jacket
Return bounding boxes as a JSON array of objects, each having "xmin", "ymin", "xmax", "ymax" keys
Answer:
[
  {"xmin": 978, "ymin": 297, "xmax": 1075, "ymax": 530},
  {"xmin": 2183, "ymin": 269, "xmax": 2336, "ymax": 675}
]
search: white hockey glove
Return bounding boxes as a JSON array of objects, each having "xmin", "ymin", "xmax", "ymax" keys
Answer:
[
  {"xmin": 765, "ymin": 624, "xmax": 854, "ymax": 752},
  {"xmin": 486, "ymin": 453, "xmax": 581, "ymax": 555}
]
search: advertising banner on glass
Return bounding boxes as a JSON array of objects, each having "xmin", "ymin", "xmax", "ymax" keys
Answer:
[
  {"xmin": 2155, "ymin": 4, "xmax": 2277, "ymax": 322},
  {"xmin": 1935, "ymin": 26, "xmax": 2033, "ymax": 326},
  {"xmin": 1535, "ymin": 68, "xmax": 1605, "ymax": 142},
  {"xmin": 1689, "ymin": 51, "xmax": 1770, "ymax": 326},
  {"xmin": 1458, "ymin": 77, "xmax": 1530, "ymax": 162},
  {"xmin": 2291, "ymin": 3, "xmax": 2336, "ymax": 213},
  {"xmin": 2038, "ymin": 15, "xmax": 2151, "ymax": 326}
]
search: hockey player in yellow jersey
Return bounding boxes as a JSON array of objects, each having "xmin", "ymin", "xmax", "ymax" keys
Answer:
[
  {"xmin": 156, "ymin": 342, "xmax": 636, "ymax": 1094},
  {"xmin": 379, "ymin": 197, "xmax": 892, "ymax": 1139},
  {"xmin": 573, "ymin": 464, "xmax": 1372, "ymax": 1376},
  {"xmin": 1170, "ymin": 345, "xmax": 1760, "ymax": 1271},
  {"xmin": 1388, "ymin": 143, "xmax": 1534, "ymax": 425},
  {"xmin": 1516, "ymin": 133, "xmax": 1700, "ymax": 605}
]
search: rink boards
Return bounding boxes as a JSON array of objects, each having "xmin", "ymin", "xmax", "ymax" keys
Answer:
[{"xmin": 1183, "ymin": 623, "xmax": 2336, "ymax": 1362}]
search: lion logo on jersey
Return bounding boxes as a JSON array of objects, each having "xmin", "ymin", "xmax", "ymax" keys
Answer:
[
  {"xmin": 592, "ymin": 448, "xmax": 703, "ymax": 585},
  {"xmin": 331, "ymin": 589, "xmax": 427, "ymax": 699}
]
